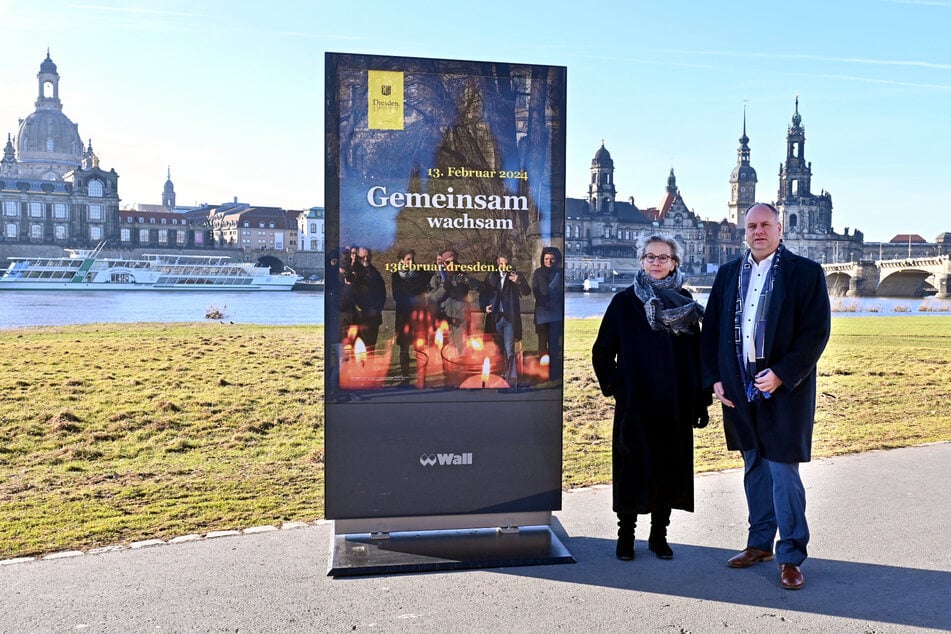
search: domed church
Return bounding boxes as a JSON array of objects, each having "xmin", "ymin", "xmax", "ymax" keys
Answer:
[{"xmin": 1, "ymin": 51, "xmax": 119, "ymax": 247}]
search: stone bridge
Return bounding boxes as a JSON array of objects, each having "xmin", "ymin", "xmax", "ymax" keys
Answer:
[{"xmin": 822, "ymin": 255, "xmax": 951, "ymax": 298}]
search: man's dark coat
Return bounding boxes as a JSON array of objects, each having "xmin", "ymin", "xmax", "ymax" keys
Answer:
[{"xmin": 700, "ymin": 248, "xmax": 831, "ymax": 463}]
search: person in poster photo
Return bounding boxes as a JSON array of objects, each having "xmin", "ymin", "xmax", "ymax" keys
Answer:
[
  {"xmin": 391, "ymin": 248, "xmax": 432, "ymax": 384},
  {"xmin": 354, "ymin": 247, "xmax": 386, "ymax": 351},
  {"xmin": 531, "ymin": 246, "xmax": 564, "ymax": 381},
  {"xmin": 592, "ymin": 235, "xmax": 708, "ymax": 561},
  {"xmin": 480, "ymin": 250, "xmax": 531, "ymax": 384},
  {"xmin": 427, "ymin": 248, "xmax": 476, "ymax": 355}
]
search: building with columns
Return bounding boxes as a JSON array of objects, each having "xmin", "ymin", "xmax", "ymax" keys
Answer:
[{"xmin": 1, "ymin": 52, "xmax": 119, "ymax": 247}]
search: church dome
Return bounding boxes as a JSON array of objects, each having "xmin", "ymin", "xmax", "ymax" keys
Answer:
[
  {"xmin": 16, "ymin": 109, "xmax": 83, "ymax": 167},
  {"xmin": 592, "ymin": 143, "xmax": 613, "ymax": 168},
  {"xmin": 40, "ymin": 52, "xmax": 58, "ymax": 75},
  {"xmin": 730, "ymin": 163, "xmax": 757, "ymax": 182}
]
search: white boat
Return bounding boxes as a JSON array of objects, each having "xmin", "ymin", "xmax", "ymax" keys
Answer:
[{"xmin": 0, "ymin": 245, "xmax": 299, "ymax": 291}]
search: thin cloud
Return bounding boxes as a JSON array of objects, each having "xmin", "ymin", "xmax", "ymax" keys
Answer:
[
  {"xmin": 884, "ymin": 0, "xmax": 951, "ymax": 7},
  {"xmin": 809, "ymin": 73, "xmax": 951, "ymax": 91},
  {"xmin": 68, "ymin": 4, "xmax": 207, "ymax": 18},
  {"xmin": 662, "ymin": 49, "xmax": 951, "ymax": 72}
]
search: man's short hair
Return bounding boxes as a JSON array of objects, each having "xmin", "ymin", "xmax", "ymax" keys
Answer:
[{"xmin": 745, "ymin": 202, "xmax": 780, "ymax": 219}]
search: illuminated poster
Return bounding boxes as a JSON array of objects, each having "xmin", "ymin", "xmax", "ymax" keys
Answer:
[{"xmin": 325, "ymin": 52, "xmax": 566, "ymax": 521}]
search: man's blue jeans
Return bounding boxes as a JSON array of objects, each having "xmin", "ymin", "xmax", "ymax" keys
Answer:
[
  {"xmin": 494, "ymin": 315, "xmax": 517, "ymax": 379},
  {"xmin": 741, "ymin": 447, "xmax": 809, "ymax": 566}
]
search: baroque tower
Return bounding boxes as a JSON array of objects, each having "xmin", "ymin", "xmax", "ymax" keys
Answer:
[
  {"xmin": 588, "ymin": 142, "xmax": 616, "ymax": 213},
  {"xmin": 776, "ymin": 96, "xmax": 832, "ymax": 235},
  {"xmin": 163, "ymin": 166, "xmax": 176, "ymax": 209},
  {"xmin": 728, "ymin": 107, "xmax": 757, "ymax": 226}
]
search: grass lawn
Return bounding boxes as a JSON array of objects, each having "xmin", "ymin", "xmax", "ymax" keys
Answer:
[{"xmin": 0, "ymin": 316, "xmax": 948, "ymax": 558}]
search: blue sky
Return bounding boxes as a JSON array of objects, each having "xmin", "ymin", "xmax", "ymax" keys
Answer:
[{"xmin": 1, "ymin": 0, "xmax": 948, "ymax": 242}]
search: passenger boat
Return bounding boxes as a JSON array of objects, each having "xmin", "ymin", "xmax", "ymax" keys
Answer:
[{"xmin": 0, "ymin": 245, "xmax": 299, "ymax": 291}]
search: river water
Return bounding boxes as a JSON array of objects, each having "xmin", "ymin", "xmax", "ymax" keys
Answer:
[{"xmin": 0, "ymin": 290, "xmax": 948, "ymax": 330}]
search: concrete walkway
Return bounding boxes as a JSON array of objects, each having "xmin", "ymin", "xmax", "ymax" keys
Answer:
[{"xmin": 2, "ymin": 443, "xmax": 949, "ymax": 632}]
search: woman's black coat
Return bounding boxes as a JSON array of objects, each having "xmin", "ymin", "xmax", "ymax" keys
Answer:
[{"xmin": 592, "ymin": 286, "xmax": 704, "ymax": 514}]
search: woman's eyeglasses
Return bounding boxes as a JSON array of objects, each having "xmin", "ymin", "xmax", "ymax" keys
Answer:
[{"xmin": 642, "ymin": 254, "xmax": 672, "ymax": 263}]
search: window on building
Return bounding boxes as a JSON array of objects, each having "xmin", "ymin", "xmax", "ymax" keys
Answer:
[
  {"xmin": 149, "ymin": 218, "xmax": 156, "ymax": 224},
  {"xmin": 158, "ymin": 229, "xmax": 168, "ymax": 244},
  {"xmin": 172, "ymin": 219, "xmax": 178, "ymax": 225},
  {"xmin": 88, "ymin": 180, "xmax": 104, "ymax": 197},
  {"xmin": 47, "ymin": 137, "xmax": 55, "ymax": 152},
  {"xmin": 161, "ymin": 218, "xmax": 167, "ymax": 224},
  {"xmin": 139, "ymin": 229, "xmax": 150, "ymax": 242},
  {"xmin": 3, "ymin": 201, "xmax": 18, "ymax": 217},
  {"xmin": 30, "ymin": 224, "xmax": 42, "ymax": 239},
  {"xmin": 790, "ymin": 179, "xmax": 798, "ymax": 197},
  {"xmin": 29, "ymin": 202, "xmax": 43, "ymax": 218},
  {"xmin": 138, "ymin": 217, "xmax": 145, "ymax": 223},
  {"xmin": 789, "ymin": 214, "xmax": 798, "ymax": 228},
  {"xmin": 176, "ymin": 231, "xmax": 185, "ymax": 244},
  {"xmin": 90, "ymin": 226, "xmax": 102, "ymax": 240},
  {"xmin": 310, "ymin": 238, "xmax": 318, "ymax": 250},
  {"xmin": 310, "ymin": 223, "xmax": 317, "ymax": 233},
  {"xmin": 4, "ymin": 223, "xmax": 16, "ymax": 238},
  {"xmin": 55, "ymin": 225, "xmax": 67, "ymax": 240},
  {"xmin": 120, "ymin": 228, "xmax": 131, "ymax": 242},
  {"xmin": 88, "ymin": 204, "xmax": 102, "ymax": 220}
]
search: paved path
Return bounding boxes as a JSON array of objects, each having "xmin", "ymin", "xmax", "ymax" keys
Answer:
[{"xmin": 2, "ymin": 443, "xmax": 949, "ymax": 633}]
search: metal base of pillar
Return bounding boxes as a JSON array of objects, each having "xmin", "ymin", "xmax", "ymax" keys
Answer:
[{"xmin": 328, "ymin": 525, "xmax": 575, "ymax": 577}]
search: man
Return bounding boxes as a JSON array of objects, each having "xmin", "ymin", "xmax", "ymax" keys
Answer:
[
  {"xmin": 700, "ymin": 203, "xmax": 831, "ymax": 591},
  {"xmin": 354, "ymin": 247, "xmax": 386, "ymax": 351},
  {"xmin": 481, "ymin": 251, "xmax": 531, "ymax": 382},
  {"xmin": 391, "ymin": 248, "xmax": 432, "ymax": 383}
]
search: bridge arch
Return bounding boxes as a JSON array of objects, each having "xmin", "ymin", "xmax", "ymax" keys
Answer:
[
  {"xmin": 257, "ymin": 254, "xmax": 289, "ymax": 274},
  {"xmin": 877, "ymin": 268, "xmax": 937, "ymax": 297},
  {"xmin": 825, "ymin": 272, "xmax": 851, "ymax": 296}
]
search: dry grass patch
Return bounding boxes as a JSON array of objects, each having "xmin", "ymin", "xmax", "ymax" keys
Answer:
[{"xmin": 0, "ymin": 316, "xmax": 948, "ymax": 558}]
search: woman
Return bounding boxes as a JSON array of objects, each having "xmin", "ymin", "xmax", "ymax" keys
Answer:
[{"xmin": 592, "ymin": 235, "xmax": 709, "ymax": 561}]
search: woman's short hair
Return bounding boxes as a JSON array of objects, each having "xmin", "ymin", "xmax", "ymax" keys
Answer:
[{"xmin": 638, "ymin": 234, "xmax": 683, "ymax": 265}]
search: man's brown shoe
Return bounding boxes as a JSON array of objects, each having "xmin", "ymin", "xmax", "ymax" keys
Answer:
[
  {"xmin": 780, "ymin": 564, "xmax": 805, "ymax": 590},
  {"xmin": 727, "ymin": 547, "xmax": 775, "ymax": 568}
]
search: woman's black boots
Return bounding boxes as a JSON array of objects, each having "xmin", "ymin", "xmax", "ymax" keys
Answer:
[
  {"xmin": 616, "ymin": 513, "xmax": 635, "ymax": 560},
  {"xmin": 648, "ymin": 507, "xmax": 673, "ymax": 559}
]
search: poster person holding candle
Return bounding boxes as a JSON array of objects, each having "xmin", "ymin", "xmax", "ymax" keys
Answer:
[
  {"xmin": 427, "ymin": 248, "xmax": 476, "ymax": 355},
  {"xmin": 592, "ymin": 235, "xmax": 709, "ymax": 561},
  {"xmin": 532, "ymin": 246, "xmax": 564, "ymax": 381},
  {"xmin": 481, "ymin": 250, "xmax": 531, "ymax": 383}
]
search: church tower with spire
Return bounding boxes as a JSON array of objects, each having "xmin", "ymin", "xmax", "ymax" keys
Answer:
[
  {"xmin": 776, "ymin": 96, "xmax": 832, "ymax": 237},
  {"xmin": 163, "ymin": 166, "xmax": 176, "ymax": 210},
  {"xmin": 728, "ymin": 106, "xmax": 757, "ymax": 226}
]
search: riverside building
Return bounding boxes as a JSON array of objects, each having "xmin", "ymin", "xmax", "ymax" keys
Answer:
[{"xmin": 1, "ymin": 52, "xmax": 119, "ymax": 248}]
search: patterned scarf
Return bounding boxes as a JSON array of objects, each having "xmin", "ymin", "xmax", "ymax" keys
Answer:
[
  {"xmin": 632, "ymin": 269, "xmax": 704, "ymax": 335},
  {"xmin": 734, "ymin": 244, "xmax": 784, "ymax": 401}
]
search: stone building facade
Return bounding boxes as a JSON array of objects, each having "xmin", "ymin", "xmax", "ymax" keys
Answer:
[{"xmin": 1, "ymin": 52, "xmax": 120, "ymax": 248}]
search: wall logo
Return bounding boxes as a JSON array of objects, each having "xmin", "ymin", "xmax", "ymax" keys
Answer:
[
  {"xmin": 419, "ymin": 452, "xmax": 473, "ymax": 466},
  {"xmin": 367, "ymin": 70, "xmax": 404, "ymax": 130}
]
